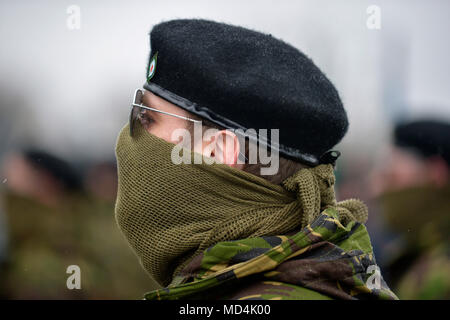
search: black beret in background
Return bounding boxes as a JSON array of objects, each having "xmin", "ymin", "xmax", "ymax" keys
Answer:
[
  {"xmin": 24, "ymin": 149, "xmax": 81, "ymax": 191},
  {"xmin": 394, "ymin": 119, "xmax": 450, "ymax": 166},
  {"xmin": 143, "ymin": 19, "xmax": 348, "ymax": 166}
]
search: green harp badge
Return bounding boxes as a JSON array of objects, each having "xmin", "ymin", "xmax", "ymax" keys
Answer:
[{"xmin": 147, "ymin": 51, "xmax": 158, "ymax": 82}]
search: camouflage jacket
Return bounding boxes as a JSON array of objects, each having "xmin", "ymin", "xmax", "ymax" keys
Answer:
[{"xmin": 144, "ymin": 208, "xmax": 399, "ymax": 300}]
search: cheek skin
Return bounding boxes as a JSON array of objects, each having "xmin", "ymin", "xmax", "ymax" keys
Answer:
[
  {"xmin": 142, "ymin": 91, "xmax": 193, "ymax": 144},
  {"xmin": 148, "ymin": 117, "xmax": 189, "ymax": 144}
]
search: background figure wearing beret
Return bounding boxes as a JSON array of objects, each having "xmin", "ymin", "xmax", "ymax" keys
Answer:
[
  {"xmin": 0, "ymin": 150, "xmax": 155, "ymax": 299},
  {"xmin": 114, "ymin": 19, "xmax": 398, "ymax": 300},
  {"xmin": 370, "ymin": 119, "xmax": 450, "ymax": 300}
]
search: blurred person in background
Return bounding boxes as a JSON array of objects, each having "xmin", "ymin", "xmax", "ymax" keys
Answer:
[
  {"xmin": 370, "ymin": 119, "xmax": 450, "ymax": 299},
  {"xmin": 84, "ymin": 161, "xmax": 118, "ymax": 203},
  {"xmin": 0, "ymin": 149, "xmax": 87, "ymax": 298},
  {"xmin": 0, "ymin": 149, "xmax": 156, "ymax": 299}
]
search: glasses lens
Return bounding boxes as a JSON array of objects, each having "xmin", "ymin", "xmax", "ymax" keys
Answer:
[{"xmin": 129, "ymin": 90, "xmax": 144, "ymax": 136}]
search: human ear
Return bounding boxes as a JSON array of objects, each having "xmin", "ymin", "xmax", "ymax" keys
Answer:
[{"xmin": 211, "ymin": 130, "xmax": 240, "ymax": 166}]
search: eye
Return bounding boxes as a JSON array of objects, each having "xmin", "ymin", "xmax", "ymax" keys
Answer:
[{"xmin": 138, "ymin": 110, "xmax": 155, "ymax": 128}]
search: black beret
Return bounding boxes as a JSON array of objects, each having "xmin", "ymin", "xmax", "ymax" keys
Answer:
[
  {"xmin": 143, "ymin": 19, "xmax": 348, "ymax": 166},
  {"xmin": 24, "ymin": 149, "xmax": 81, "ymax": 191},
  {"xmin": 394, "ymin": 119, "xmax": 450, "ymax": 165}
]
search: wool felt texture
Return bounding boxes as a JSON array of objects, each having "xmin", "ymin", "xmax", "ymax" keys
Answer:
[
  {"xmin": 144, "ymin": 19, "xmax": 348, "ymax": 166},
  {"xmin": 394, "ymin": 119, "xmax": 450, "ymax": 165},
  {"xmin": 114, "ymin": 122, "xmax": 368, "ymax": 287}
]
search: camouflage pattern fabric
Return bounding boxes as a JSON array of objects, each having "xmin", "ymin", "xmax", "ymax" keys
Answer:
[{"xmin": 144, "ymin": 208, "xmax": 398, "ymax": 300}]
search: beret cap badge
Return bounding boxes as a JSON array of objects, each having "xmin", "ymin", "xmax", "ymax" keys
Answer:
[{"xmin": 147, "ymin": 51, "xmax": 158, "ymax": 82}]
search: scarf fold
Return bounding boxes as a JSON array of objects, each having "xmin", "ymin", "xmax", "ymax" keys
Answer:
[
  {"xmin": 282, "ymin": 164, "xmax": 368, "ymax": 228},
  {"xmin": 114, "ymin": 122, "xmax": 368, "ymax": 286}
]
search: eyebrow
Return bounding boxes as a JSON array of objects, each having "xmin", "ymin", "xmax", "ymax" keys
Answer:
[
  {"xmin": 139, "ymin": 91, "xmax": 202, "ymax": 123},
  {"xmin": 141, "ymin": 93, "xmax": 162, "ymax": 118}
]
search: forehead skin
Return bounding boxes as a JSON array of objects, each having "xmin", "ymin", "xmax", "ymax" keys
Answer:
[{"xmin": 141, "ymin": 90, "xmax": 193, "ymax": 143}]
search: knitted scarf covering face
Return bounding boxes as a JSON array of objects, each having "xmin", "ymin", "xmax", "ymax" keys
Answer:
[{"xmin": 114, "ymin": 123, "xmax": 368, "ymax": 286}]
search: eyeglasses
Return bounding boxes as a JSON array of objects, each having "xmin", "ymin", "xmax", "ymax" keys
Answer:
[
  {"xmin": 129, "ymin": 88, "xmax": 202, "ymax": 137},
  {"xmin": 129, "ymin": 88, "xmax": 248, "ymax": 162}
]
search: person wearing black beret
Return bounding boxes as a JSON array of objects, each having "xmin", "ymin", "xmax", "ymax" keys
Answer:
[
  {"xmin": 372, "ymin": 119, "xmax": 450, "ymax": 300},
  {"xmin": 114, "ymin": 19, "xmax": 398, "ymax": 300}
]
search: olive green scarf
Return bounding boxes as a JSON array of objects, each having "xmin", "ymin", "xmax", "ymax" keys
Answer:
[{"xmin": 114, "ymin": 123, "xmax": 368, "ymax": 286}]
